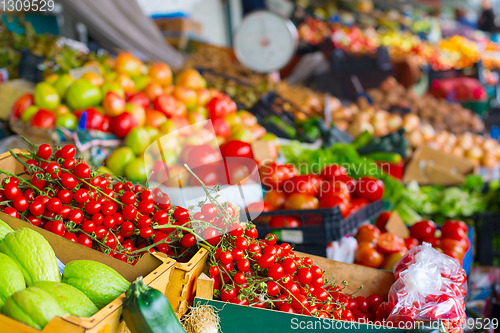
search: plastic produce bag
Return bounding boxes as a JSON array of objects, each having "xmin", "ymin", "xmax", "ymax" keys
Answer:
[
  {"xmin": 326, "ymin": 236, "xmax": 357, "ymax": 263},
  {"xmin": 385, "ymin": 243, "xmax": 467, "ymax": 333}
]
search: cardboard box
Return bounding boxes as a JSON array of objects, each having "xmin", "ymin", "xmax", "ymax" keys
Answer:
[
  {"xmin": 154, "ymin": 17, "xmax": 202, "ymax": 38},
  {"xmin": 194, "ymin": 253, "xmax": 401, "ymax": 333},
  {"xmin": 403, "ymin": 145, "xmax": 477, "ymax": 185}
]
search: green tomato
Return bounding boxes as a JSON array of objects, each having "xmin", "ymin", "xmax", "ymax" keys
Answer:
[
  {"xmin": 53, "ymin": 74, "xmax": 74, "ymax": 99},
  {"xmin": 65, "ymin": 79, "xmax": 102, "ymax": 110},
  {"xmin": 124, "ymin": 158, "xmax": 148, "ymax": 182},
  {"xmin": 143, "ymin": 126, "xmax": 160, "ymax": 143},
  {"xmin": 124, "ymin": 128, "xmax": 150, "ymax": 155},
  {"xmin": 97, "ymin": 165, "xmax": 114, "ymax": 176},
  {"xmin": 34, "ymin": 82, "xmax": 60, "ymax": 110},
  {"xmin": 101, "ymin": 82, "xmax": 124, "ymax": 98},
  {"xmin": 133, "ymin": 76, "xmax": 151, "ymax": 91},
  {"xmin": 20, "ymin": 106, "xmax": 39, "ymax": 123},
  {"xmin": 55, "ymin": 114, "xmax": 77, "ymax": 130},
  {"xmin": 106, "ymin": 147, "xmax": 135, "ymax": 176}
]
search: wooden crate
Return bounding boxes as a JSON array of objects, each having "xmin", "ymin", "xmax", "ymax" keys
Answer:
[
  {"xmin": 0, "ymin": 213, "xmax": 176, "ymax": 333},
  {"xmin": 167, "ymin": 247, "xmax": 209, "ymax": 318}
]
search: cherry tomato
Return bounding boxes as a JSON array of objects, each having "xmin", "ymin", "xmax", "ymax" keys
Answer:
[
  {"xmin": 78, "ymin": 234, "xmax": 92, "ymax": 247},
  {"xmin": 74, "ymin": 189, "xmax": 89, "ymax": 204},
  {"xmin": 37, "ymin": 144, "xmax": 52, "ymax": 160},
  {"xmin": 62, "ymin": 159, "xmax": 75, "ymax": 170},
  {"xmin": 51, "ymin": 221, "xmax": 66, "ymax": 237},
  {"xmin": 60, "ymin": 144, "xmax": 76, "ymax": 159},
  {"xmin": 441, "ymin": 220, "xmax": 468, "ymax": 237},
  {"xmin": 29, "ymin": 201, "xmax": 44, "ymax": 216},
  {"xmin": 282, "ymin": 258, "xmax": 297, "ymax": 274},
  {"xmin": 101, "ymin": 201, "xmax": 116, "ymax": 216},
  {"xmin": 13, "ymin": 196, "xmax": 29, "ymax": 212},
  {"xmin": 354, "ymin": 177, "xmax": 384, "ymax": 202},
  {"xmin": 138, "ymin": 200, "xmax": 155, "ymax": 215},
  {"xmin": 258, "ymin": 253, "xmax": 276, "ymax": 269},
  {"xmin": 46, "ymin": 198, "xmax": 62, "ymax": 213},
  {"xmin": 4, "ymin": 182, "xmax": 21, "ymax": 200},
  {"xmin": 237, "ymin": 258, "xmax": 250, "ymax": 272},
  {"xmin": 220, "ymin": 286, "xmax": 236, "ymax": 302},
  {"xmin": 57, "ymin": 189, "xmax": 73, "ymax": 204},
  {"xmin": 367, "ymin": 294, "xmax": 382, "ymax": 313},
  {"xmin": 440, "ymin": 239, "xmax": 468, "ymax": 259},
  {"xmin": 68, "ymin": 209, "xmax": 84, "ymax": 224},
  {"xmin": 95, "ymin": 226, "xmax": 108, "ymax": 240},
  {"xmin": 356, "ymin": 296, "xmax": 369, "ymax": 313},
  {"xmin": 82, "ymin": 220, "xmax": 96, "ymax": 234},
  {"xmin": 267, "ymin": 263, "xmax": 285, "ymax": 280},
  {"xmin": 410, "ymin": 220, "xmax": 437, "ymax": 241},
  {"xmin": 245, "ymin": 227, "xmax": 258, "ymax": 239},
  {"xmin": 120, "ymin": 221, "xmax": 135, "ymax": 237},
  {"xmin": 3, "ymin": 207, "xmax": 19, "ymax": 218},
  {"xmin": 74, "ymin": 163, "xmax": 91, "ymax": 179},
  {"xmin": 45, "ymin": 162, "xmax": 61, "ymax": 179},
  {"xmin": 320, "ymin": 164, "xmax": 347, "ymax": 180},
  {"xmin": 263, "ymin": 189, "xmax": 286, "ymax": 210},
  {"xmin": 60, "ymin": 173, "xmax": 77, "ymax": 189}
]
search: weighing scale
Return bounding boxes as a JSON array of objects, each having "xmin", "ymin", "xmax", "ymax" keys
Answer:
[{"xmin": 233, "ymin": 10, "xmax": 298, "ymax": 73}]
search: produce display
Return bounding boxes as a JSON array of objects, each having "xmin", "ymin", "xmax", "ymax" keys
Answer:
[
  {"xmin": 250, "ymin": 163, "xmax": 383, "ymax": 220},
  {"xmin": 355, "ymin": 213, "xmax": 471, "ymax": 268},
  {"xmin": 0, "ymin": 227, "xmax": 129, "ymax": 329}
]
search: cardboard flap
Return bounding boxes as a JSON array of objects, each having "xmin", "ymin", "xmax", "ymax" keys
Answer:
[
  {"xmin": 426, "ymin": 164, "xmax": 465, "ymax": 185},
  {"xmin": 384, "ymin": 211, "xmax": 410, "ymax": 239},
  {"xmin": 251, "ymin": 140, "xmax": 274, "ymax": 162}
]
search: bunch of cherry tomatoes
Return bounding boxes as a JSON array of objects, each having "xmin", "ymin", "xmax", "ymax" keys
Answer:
[
  {"xmin": 0, "ymin": 141, "xmax": 239, "ymax": 264},
  {"xmin": 248, "ymin": 163, "xmax": 384, "ymax": 228},
  {"xmin": 208, "ymin": 223, "xmax": 392, "ymax": 322}
]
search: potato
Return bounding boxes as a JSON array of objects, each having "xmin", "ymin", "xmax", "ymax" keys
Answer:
[
  {"xmin": 403, "ymin": 113, "xmax": 420, "ymax": 132},
  {"xmin": 346, "ymin": 121, "xmax": 374, "ymax": 138},
  {"xmin": 407, "ymin": 130, "xmax": 424, "ymax": 148}
]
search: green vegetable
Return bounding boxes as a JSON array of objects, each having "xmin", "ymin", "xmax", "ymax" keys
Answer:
[
  {"xmin": 123, "ymin": 277, "xmax": 185, "ymax": 333},
  {"xmin": 62, "ymin": 260, "xmax": 130, "ymax": 309},
  {"xmin": 0, "ymin": 219, "xmax": 14, "ymax": 242},
  {"xmin": 351, "ymin": 130, "xmax": 373, "ymax": 149},
  {"xmin": 0, "ymin": 228, "xmax": 60, "ymax": 286},
  {"xmin": 264, "ymin": 116, "xmax": 297, "ymax": 138},
  {"xmin": 2, "ymin": 287, "xmax": 67, "ymax": 329},
  {"xmin": 364, "ymin": 152, "xmax": 402, "ymax": 163},
  {"xmin": 31, "ymin": 281, "xmax": 98, "ymax": 318},
  {"xmin": 0, "ymin": 253, "xmax": 26, "ymax": 310}
]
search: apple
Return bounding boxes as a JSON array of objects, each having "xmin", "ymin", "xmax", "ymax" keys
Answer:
[
  {"xmin": 173, "ymin": 86, "xmax": 197, "ymax": 111},
  {"xmin": 20, "ymin": 105, "xmax": 39, "ymax": 123},
  {"xmin": 144, "ymin": 82, "xmax": 164, "ymax": 102},
  {"xmin": 196, "ymin": 88, "xmax": 211, "ymax": 106},
  {"xmin": 133, "ymin": 75, "xmax": 151, "ymax": 91},
  {"xmin": 53, "ymin": 105, "xmax": 70, "ymax": 117},
  {"xmin": 53, "ymin": 74, "xmax": 74, "ymax": 99},
  {"xmin": 125, "ymin": 128, "xmax": 150, "ymax": 155},
  {"xmin": 115, "ymin": 52, "xmax": 144, "ymax": 77},
  {"xmin": 106, "ymin": 147, "xmax": 135, "ymax": 176},
  {"xmin": 175, "ymin": 69, "xmax": 207, "ymax": 89},
  {"xmin": 144, "ymin": 125, "xmax": 160, "ymax": 143},
  {"xmin": 101, "ymin": 81, "xmax": 124, "ymax": 98},
  {"xmin": 12, "ymin": 94, "xmax": 33, "ymax": 118},
  {"xmin": 116, "ymin": 74, "xmax": 136, "ymax": 93},
  {"xmin": 102, "ymin": 91, "xmax": 126, "ymax": 117},
  {"xmin": 237, "ymin": 110, "xmax": 257, "ymax": 126},
  {"xmin": 224, "ymin": 113, "xmax": 242, "ymax": 129},
  {"xmin": 148, "ymin": 62, "xmax": 173, "ymax": 87},
  {"xmin": 74, "ymin": 108, "xmax": 104, "ymax": 130},
  {"xmin": 148, "ymin": 133, "xmax": 180, "ymax": 156},
  {"xmin": 34, "ymin": 82, "xmax": 60, "ymax": 110},
  {"xmin": 81, "ymin": 72, "xmax": 104, "ymax": 87},
  {"xmin": 104, "ymin": 72, "xmax": 117, "ymax": 82},
  {"xmin": 124, "ymin": 102, "xmax": 146, "ymax": 127},
  {"xmin": 55, "ymin": 113, "xmax": 78, "ymax": 130},
  {"xmin": 110, "ymin": 112, "xmax": 137, "ymax": 138},
  {"xmin": 145, "ymin": 108, "xmax": 167, "ymax": 128},
  {"xmin": 66, "ymin": 79, "xmax": 102, "ymax": 110},
  {"xmin": 127, "ymin": 92, "xmax": 150, "ymax": 110}
]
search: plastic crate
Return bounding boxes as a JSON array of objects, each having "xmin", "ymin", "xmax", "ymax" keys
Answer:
[
  {"xmin": 250, "ymin": 92, "xmax": 317, "ymax": 143},
  {"xmin": 329, "ymin": 47, "xmax": 393, "ymax": 74},
  {"xmin": 254, "ymin": 200, "xmax": 384, "ymax": 256},
  {"xmin": 424, "ymin": 61, "xmax": 485, "ymax": 85},
  {"xmin": 476, "ymin": 212, "xmax": 500, "ymax": 266},
  {"xmin": 307, "ymin": 69, "xmax": 394, "ymax": 101},
  {"xmin": 18, "ymin": 49, "xmax": 45, "ymax": 83}
]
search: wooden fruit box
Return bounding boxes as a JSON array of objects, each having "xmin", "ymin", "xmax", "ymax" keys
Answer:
[
  {"xmin": 194, "ymin": 252, "xmax": 402, "ymax": 333},
  {"xmin": 0, "ymin": 212, "xmax": 176, "ymax": 333},
  {"xmin": 0, "ymin": 149, "xmax": 209, "ymax": 324},
  {"xmin": 168, "ymin": 247, "xmax": 209, "ymax": 318}
]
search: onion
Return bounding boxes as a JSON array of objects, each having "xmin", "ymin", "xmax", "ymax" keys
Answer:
[
  {"xmin": 482, "ymin": 138, "xmax": 498, "ymax": 151},
  {"xmin": 387, "ymin": 114, "xmax": 403, "ymax": 131},
  {"xmin": 434, "ymin": 131, "xmax": 449, "ymax": 147},
  {"xmin": 331, "ymin": 107, "xmax": 353, "ymax": 121},
  {"xmin": 446, "ymin": 133, "xmax": 457, "ymax": 147},
  {"xmin": 420, "ymin": 124, "xmax": 436, "ymax": 141},
  {"xmin": 328, "ymin": 96, "xmax": 342, "ymax": 112},
  {"xmin": 426, "ymin": 140, "xmax": 442, "ymax": 151},
  {"xmin": 473, "ymin": 134, "xmax": 484, "ymax": 145},
  {"xmin": 346, "ymin": 121, "xmax": 374, "ymax": 138},
  {"xmin": 441, "ymin": 144, "xmax": 452, "ymax": 154},
  {"xmin": 450, "ymin": 145, "xmax": 464, "ymax": 158},
  {"xmin": 373, "ymin": 110, "xmax": 389, "ymax": 121},
  {"xmin": 482, "ymin": 153, "xmax": 498, "ymax": 168},
  {"xmin": 403, "ymin": 113, "xmax": 420, "ymax": 132},
  {"xmin": 182, "ymin": 304, "xmax": 220, "ymax": 333},
  {"xmin": 354, "ymin": 112, "xmax": 371, "ymax": 123},
  {"xmin": 407, "ymin": 130, "xmax": 424, "ymax": 148},
  {"xmin": 458, "ymin": 133, "xmax": 473, "ymax": 151},
  {"xmin": 335, "ymin": 120, "xmax": 350, "ymax": 132},
  {"xmin": 466, "ymin": 146, "xmax": 484, "ymax": 160}
]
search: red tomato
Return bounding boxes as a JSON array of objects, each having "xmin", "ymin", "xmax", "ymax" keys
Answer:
[
  {"xmin": 220, "ymin": 140, "xmax": 253, "ymax": 159},
  {"xmin": 259, "ymin": 163, "xmax": 298, "ymax": 189},
  {"xmin": 284, "ymin": 193, "xmax": 319, "ymax": 210},
  {"xmin": 319, "ymin": 181, "xmax": 350, "ymax": 201},
  {"xmin": 212, "ymin": 118, "xmax": 230, "ymax": 138},
  {"xmin": 110, "ymin": 112, "xmax": 137, "ymax": 138},
  {"xmin": 350, "ymin": 197, "xmax": 369, "ymax": 214},
  {"xmin": 319, "ymin": 195, "xmax": 350, "ymax": 217},
  {"xmin": 404, "ymin": 237, "xmax": 420, "ymax": 250},
  {"xmin": 410, "ymin": 220, "xmax": 437, "ymax": 241},
  {"xmin": 189, "ymin": 164, "xmax": 220, "ymax": 186},
  {"xmin": 269, "ymin": 216, "xmax": 301, "ymax": 228},
  {"xmin": 31, "ymin": 109, "xmax": 56, "ymax": 128},
  {"xmin": 376, "ymin": 233, "xmax": 405, "ymax": 254},
  {"xmin": 441, "ymin": 220, "xmax": 468, "ymax": 239},
  {"xmin": 356, "ymin": 224, "xmax": 381, "ymax": 244},
  {"xmin": 337, "ymin": 174, "xmax": 357, "ymax": 193},
  {"xmin": 374, "ymin": 211, "xmax": 392, "ymax": 231},
  {"xmin": 355, "ymin": 242, "xmax": 384, "ymax": 268},
  {"xmin": 354, "ymin": 177, "xmax": 384, "ymax": 202},
  {"xmin": 154, "ymin": 94, "xmax": 182, "ymax": 118},
  {"xmin": 182, "ymin": 144, "xmax": 221, "ymax": 168},
  {"xmin": 75, "ymin": 108, "xmax": 104, "ymax": 130},
  {"xmin": 440, "ymin": 239, "xmax": 467, "ymax": 259},
  {"xmin": 320, "ymin": 164, "xmax": 347, "ymax": 180},
  {"xmin": 264, "ymin": 189, "xmax": 286, "ymax": 210},
  {"xmin": 206, "ymin": 95, "xmax": 236, "ymax": 119},
  {"xmin": 246, "ymin": 201, "xmax": 272, "ymax": 213},
  {"xmin": 126, "ymin": 92, "xmax": 150, "ymax": 110},
  {"xmin": 282, "ymin": 174, "xmax": 323, "ymax": 196},
  {"xmin": 12, "ymin": 94, "xmax": 34, "ymax": 118}
]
